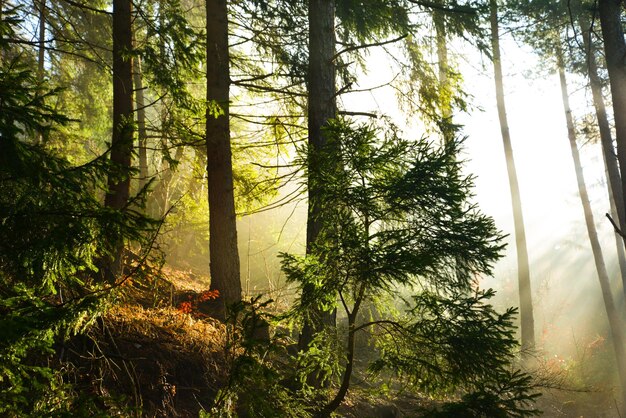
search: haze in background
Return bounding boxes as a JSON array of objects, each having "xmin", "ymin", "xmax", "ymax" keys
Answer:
[{"xmin": 236, "ymin": 33, "xmax": 621, "ymax": 361}]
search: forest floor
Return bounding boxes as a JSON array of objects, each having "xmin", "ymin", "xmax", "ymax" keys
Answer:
[
  {"xmin": 58, "ymin": 264, "xmax": 440, "ymax": 417},
  {"xmin": 59, "ymin": 266, "xmax": 220, "ymax": 416},
  {"xmin": 60, "ymin": 264, "xmax": 622, "ymax": 417}
]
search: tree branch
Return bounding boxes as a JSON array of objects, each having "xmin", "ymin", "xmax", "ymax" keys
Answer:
[
  {"xmin": 332, "ymin": 34, "xmax": 408, "ymax": 61},
  {"xmin": 606, "ymin": 212, "xmax": 626, "ymax": 238}
]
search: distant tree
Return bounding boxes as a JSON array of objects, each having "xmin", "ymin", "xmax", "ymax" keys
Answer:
[
  {"xmin": 36, "ymin": 0, "xmax": 45, "ymax": 80},
  {"xmin": 555, "ymin": 41, "xmax": 626, "ymax": 409},
  {"xmin": 489, "ymin": 0, "xmax": 535, "ymax": 357},
  {"xmin": 578, "ymin": 13, "xmax": 626, "ymax": 299},
  {"xmin": 132, "ymin": 38, "xmax": 149, "ymax": 190}
]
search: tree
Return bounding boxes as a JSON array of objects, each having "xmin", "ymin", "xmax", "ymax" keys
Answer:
[
  {"xmin": 556, "ymin": 42, "xmax": 626, "ymax": 408},
  {"xmin": 299, "ymin": 0, "xmax": 488, "ymax": 388},
  {"xmin": 489, "ymin": 0, "xmax": 535, "ymax": 357},
  {"xmin": 103, "ymin": 0, "xmax": 134, "ymax": 282},
  {"xmin": 36, "ymin": 0, "xmax": 45, "ymax": 81},
  {"xmin": 283, "ymin": 119, "xmax": 539, "ymax": 417},
  {"xmin": 597, "ymin": 0, "xmax": 626, "ymax": 250},
  {"xmin": 505, "ymin": 0, "xmax": 626, "ymax": 403},
  {"xmin": 298, "ymin": 0, "xmax": 338, "ymax": 366},
  {"xmin": 205, "ymin": 0, "xmax": 242, "ymax": 318},
  {"xmin": 132, "ymin": 38, "xmax": 149, "ymax": 190},
  {"xmin": 0, "ymin": 9, "xmax": 155, "ymax": 412},
  {"xmin": 579, "ymin": 14, "xmax": 626, "ymax": 298}
]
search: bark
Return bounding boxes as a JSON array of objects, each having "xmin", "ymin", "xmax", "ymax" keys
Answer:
[
  {"xmin": 489, "ymin": 0, "xmax": 535, "ymax": 356},
  {"xmin": 298, "ymin": 0, "xmax": 337, "ymax": 365},
  {"xmin": 557, "ymin": 50, "xmax": 626, "ymax": 408},
  {"xmin": 36, "ymin": 0, "xmax": 45, "ymax": 144},
  {"xmin": 598, "ymin": 0, "xmax": 626, "ymax": 251},
  {"xmin": 104, "ymin": 0, "xmax": 134, "ymax": 282},
  {"xmin": 106, "ymin": 0, "xmax": 133, "ymax": 211},
  {"xmin": 132, "ymin": 45, "xmax": 149, "ymax": 190},
  {"xmin": 434, "ymin": 11, "xmax": 452, "ymax": 142},
  {"xmin": 0, "ymin": 1, "xmax": 5, "ymax": 64},
  {"xmin": 580, "ymin": 17, "xmax": 626, "ymax": 297},
  {"xmin": 305, "ymin": 0, "xmax": 336, "ymax": 252},
  {"xmin": 205, "ymin": 0, "xmax": 242, "ymax": 318},
  {"xmin": 37, "ymin": 0, "xmax": 45, "ymax": 80}
]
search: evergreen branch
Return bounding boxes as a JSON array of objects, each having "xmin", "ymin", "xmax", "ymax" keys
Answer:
[
  {"xmin": 339, "ymin": 110, "xmax": 379, "ymax": 118},
  {"xmin": 333, "ymin": 34, "xmax": 408, "ymax": 61},
  {"xmin": 59, "ymin": 0, "xmax": 112, "ymax": 15},
  {"xmin": 232, "ymin": 72, "xmax": 275, "ymax": 84},
  {"xmin": 232, "ymin": 81, "xmax": 307, "ymax": 97},
  {"xmin": 407, "ymin": 0, "xmax": 478, "ymax": 14}
]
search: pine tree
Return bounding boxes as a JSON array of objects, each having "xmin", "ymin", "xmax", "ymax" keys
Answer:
[
  {"xmin": 205, "ymin": 0, "xmax": 242, "ymax": 318},
  {"xmin": 489, "ymin": 0, "xmax": 535, "ymax": 357}
]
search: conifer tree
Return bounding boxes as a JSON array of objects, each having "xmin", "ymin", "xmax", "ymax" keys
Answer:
[
  {"xmin": 489, "ymin": 0, "xmax": 535, "ymax": 357},
  {"xmin": 205, "ymin": 0, "xmax": 242, "ymax": 317},
  {"xmin": 104, "ymin": 0, "xmax": 134, "ymax": 282}
]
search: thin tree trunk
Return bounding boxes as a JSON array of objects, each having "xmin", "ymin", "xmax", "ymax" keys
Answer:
[
  {"xmin": 104, "ymin": 0, "xmax": 134, "ymax": 282},
  {"xmin": 298, "ymin": 0, "xmax": 337, "ymax": 370},
  {"xmin": 557, "ymin": 49, "xmax": 626, "ymax": 409},
  {"xmin": 0, "ymin": 0, "xmax": 6, "ymax": 65},
  {"xmin": 205, "ymin": 0, "xmax": 241, "ymax": 319},
  {"xmin": 36, "ymin": 0, "xmax": 45, "ymax": 144},
  {"xmin": 132, "ymin": 41, "xmax": 148, "ymax": 190},
  {"xmin": 490, "ymin": 0, "xmax": 535, "ymax": 356},
  {"xmin": 37, "ymin": 0, "xmax": 45, "ymax": 80},
  {"xmin": 318, "ymin": 294, "xmax": 361, "ymax": 417},
  {"xmin": 434, "ymin": 11, "xmax": 452, "ymax": 142},
  {"xmin": 598, "ymin": 0, "xmax": 626, "ymax": 252},
  {"xmin": 580, "ymin": 17, "xmax": 626, "ymax": 298},
  {"xmin": 0, "ymin": 1, "xmax": 3, "ymax": 64}
]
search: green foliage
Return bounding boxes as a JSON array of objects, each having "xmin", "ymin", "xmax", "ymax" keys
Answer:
[
  {"xmin": 0, "ymin": 11, "xmax": 157, "ymax": 415},
  {"xmin": 281, "ymin": 118, "xmax": 539, "ymax": 415},
  {"xmin": 207, "ymin": 298, "xmax": 311, "ymax": 417},
  {"xmin": 422, "ymin": 369, "xmax": 541, "ymax": 417},
  {"xmin": 336, "ymin": 0, "xmax": 410, "ymax": 44},
  {"xmin": 370, "ymin": 290, "xmax": 519, "ymax": 389},
  {"xmin": 136, "ymin": 0, "xmax": 204, "ymax": 110}
]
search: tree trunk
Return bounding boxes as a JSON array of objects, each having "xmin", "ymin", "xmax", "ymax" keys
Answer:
[
  {"xmin": 104, "ymin": 0, "xmax": 134, "ymax": 282},
  {"xmin": 36, "ymin": 0, "xmax": 45, "ymax": 144},
  {"xmin": 598, "ymin": 0, "xmax": 626, "ymax": 252},
  {"xmin": 580, "ymin": 17, "xmax": 626, "ymax": 298},
  {"xmin": 298, "ymin": 0, "xmax": 337, "ymax": 368},
  {"xmin": 37, "ymin": 0, "xmax": 45, "ymax": 80},
  {"xmin": 0, "ymin": 1, "xmax": 3, "ymax": 63},
  {"xmin": 205, "ymin": 0, "xmax": 241, "ymax": 319},
  {"xmin": 132, "ymin": 42, "xmax": 149, "ymax": 190},
  {"xmin": 557, "ymin": 49, "xmax": 626, "ymax": 409},
  {"xmin": 434, "ymin": 11, "xmax": 452, "ymax": 142},
  {"xmin": 489, "ymin": 0, "xmax": 535, "ymax": 356},
  {"xmin": 306, "ymin": 0, "xmax": 336, "ymax": 252}
]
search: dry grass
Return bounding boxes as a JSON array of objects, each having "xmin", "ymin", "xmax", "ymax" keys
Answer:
[{"xmin": 63, "ymin": 267, "xmax": 231, "ymax": 418}]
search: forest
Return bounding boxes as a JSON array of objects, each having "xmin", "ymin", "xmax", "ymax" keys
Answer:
[{"xmin": 3, "ymin": 0, "xmax": 626, "ymax": 416}]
